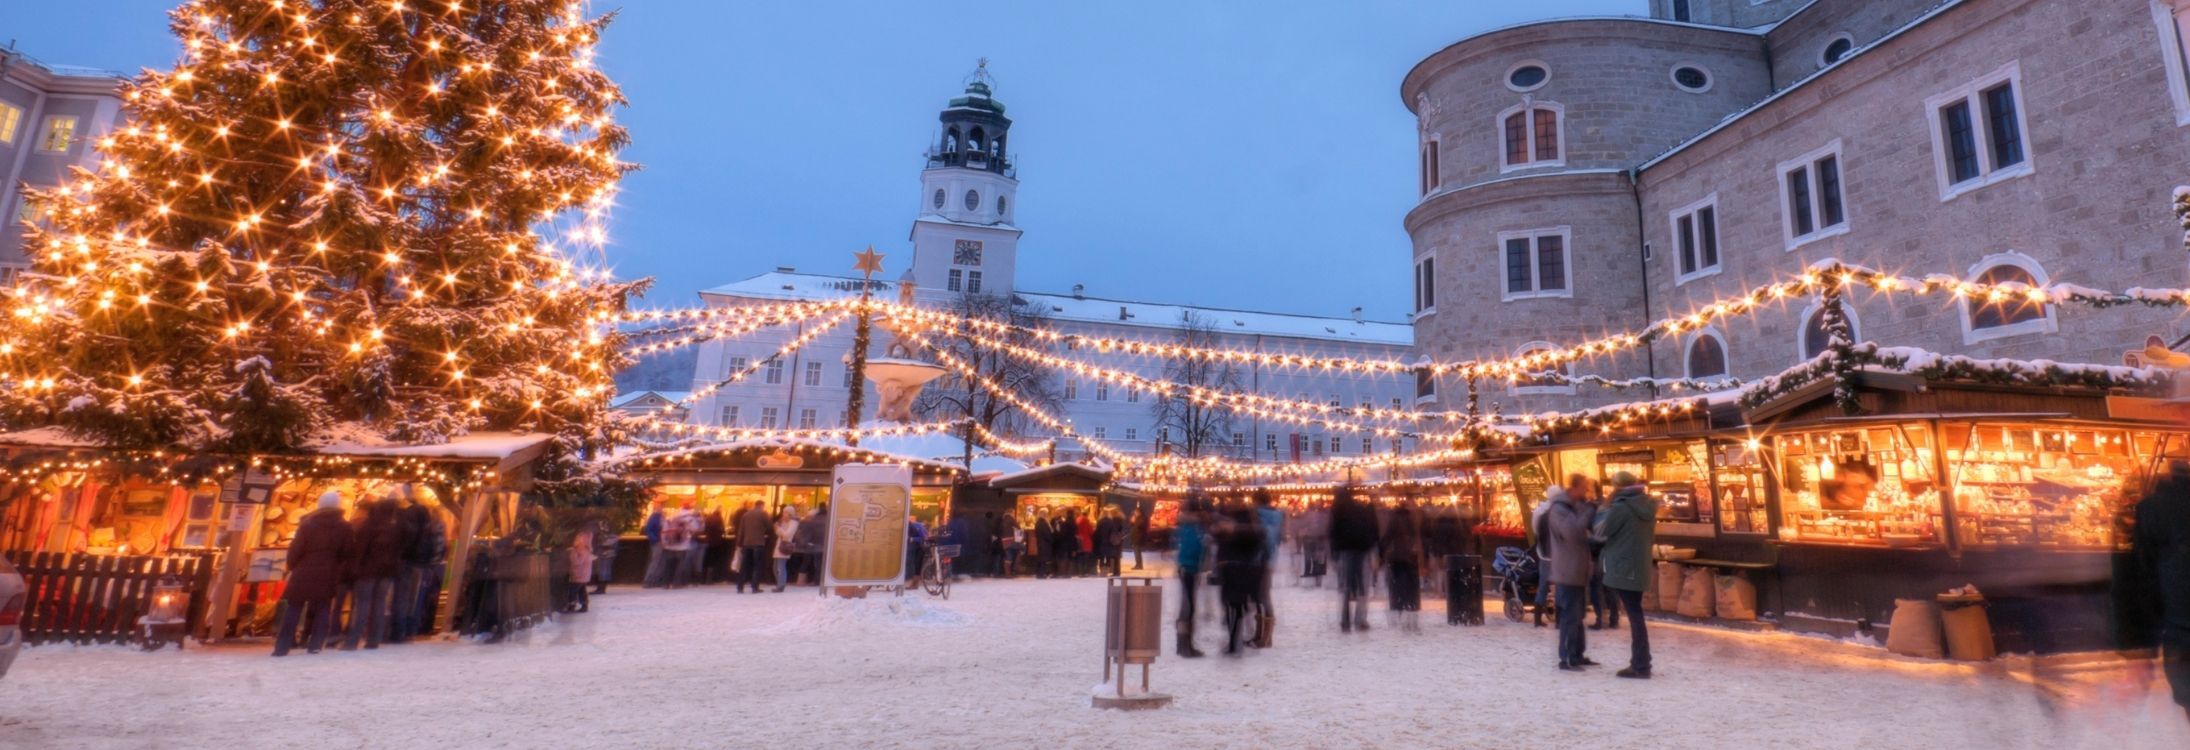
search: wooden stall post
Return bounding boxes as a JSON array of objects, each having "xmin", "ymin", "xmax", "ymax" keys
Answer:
[{"xmin": 436, "ymin": 486, "xmax": 494, "ymax": 633}]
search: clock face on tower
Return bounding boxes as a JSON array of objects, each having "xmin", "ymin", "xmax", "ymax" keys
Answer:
[{"xmin": 953, "ymin": 239, "xmax": 983, "ymax": 266}]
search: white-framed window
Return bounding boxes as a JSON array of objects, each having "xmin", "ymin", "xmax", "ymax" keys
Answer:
[
  {"xmin": 760, "ymin": 407, "xmax": 779, "ymax": 429},
  {"xmin": 804, "ymin": 361, "xmax": 822, "ymax": 386},
  {"xmin": 1498, "ymin": 101, "xmax": 1563, "ymax": 172},
  {"xmin": 799, "ymin": 408, "xmax": 817, "ymax": 429},
  {"xmin": 1668, "ymin": 193, "xmax": 1721, "ymax": 284},
  {"xmin": 720, "ymin": 405, "xmax": 740, "ymax": 425},
  {"xmin": 1095, "ymin": 381, "xmax": 1109, "ymax": 401},
  {"xmin": 1360, "ymin": 437, "xmax": 1374, "ymax": 454},
  {"xmin": 1093, "ymin": 426, "xmax": 1107, "ymax": 439},
  {"xmin": 1327, "ymin": 393, "xmax": 1341, "ymax": 408},
  {"xmin": 763, "ymin": 358, "xmax": 784, "ymax": 384},
  {"xmin": 1414, "ymin": 368, "xmax": 1437, "ymax": 404},
  {"xmin": 1264, "ymin": 433, "xmax": 1279, "ymax": 453},
  {"xmin": 1412, "ymin": 254, "xmax": 1436, "ymax": 314},
  {"xmin": 37, "ymin": 116, "xmax": 76, "ymax": 153},
  {"xmin": 1684, "ymin": 328, "xmax": 1730, "ymax": 379},
  {"xmin": 1820, "ymin": 33, "xmax": 1856, "ymax": 66},
  {"xmin": 1329, "ymin": 436, "xmax": 1343, "ymax": 454},
  {"xmin": 947, "ymin": 268, "xmax": 963, "ymax": 292},
  {"xmin": 1232, "ymin": 432, "xmax": 1247, "ymax": 448},
  {"xmin": 1511, "ymin": 340, "xmax": 1575, "ymax": 395},
  {"xmin": 1126, "ymin": 387, "xmax": 1141, "ymax": 403},
  {"xmin": 1671, "ymin": 0, "xmax": 1693, "ymax": 23},
  {"xmin": 1778, "ymin": 140, "xmax": 1848, "ymax": 249},
  {"xmin": 1925, "ymin": 62, "xmax": 2031, "ymax": 201},
  {"xmin": 967, "ymin": 271, "xmax": 983, "ymax": 294},
  {"xmin": 1124, "ymin": 427, "xmax": 1137, "ymax": 442},
  {"xmin": 843, "ymin": 364, "xmax": 855, "ymax": 387},
  {"xmin": 725, "ymin": 355, "xmax": 749, "ymax": 378},
  {"xmin": 1797, "ymin": 299, "xmax": 1864, "ymax": 361},
  {"xmin": 1959, "ymin": 252, "xmax": 2057, "ymax": 344},
  {"xmin": 1064, "ymin": 379, "xmax": 1078, "ymax": 400},
  {"xmin": 1390, "ymin": 397, "xmax": 1403, "ymax": 410},
  {"xmin": 1497, "ymin": 227, "xmax": 1572, "ymax": 301},
  {"xmin": 2152, "ymin": 0, "xmax": 2190, "ymax": 125},
  {"xmin": 0, "ymin": 103, "xmax": 22, "ymax": 145},
  {"xmin": 1310, "ymin": 436, "xmax": 1324, "ymax": 457},
  {"xmin": 1419, "ymin": 136, "xmax": 1442, "ymax": 195}
]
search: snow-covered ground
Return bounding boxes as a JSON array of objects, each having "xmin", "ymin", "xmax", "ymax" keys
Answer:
[{"xmin": 1, "ymin": 566, "xmax": 2184, "ymax": 749}]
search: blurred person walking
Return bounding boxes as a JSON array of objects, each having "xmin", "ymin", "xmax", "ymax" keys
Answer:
[
  {"xmin": 342, "ymin": 495, "xmax": 405, "ymax": 650},
  {"xmin": 793, "ymin": 505, "xmax": 829, "ymax": 586},
  {"xmin": 1542, "ymin": 481, "xmax": 1598, "ymax": 672},
  {"xmin": 772, "ymin": 506, "xmax": 799, "ymax": 592},
  {"xmin": 735, "ymin": 501, "xmax": 772, "ymax": 593},
  {"xmin": 590, "ymin": 517, "xmax": 619, "ymax": 594},
  {"xmin": 1595, "ymin": 472, "xmax": 1658, "ymax": 679},
  {"xmin": 389, "ymin": 488, "xmax": 444, "ymax": 643},
  {"xmin": 1214, "ymin": 501, "xmax": 1267, "ymax": 656},
  {"xmin": 1330, "ymin": 486, "xmax": 1380, "ymax": 633},
  {"xmin": 2122, "ymin": 460, "xmax": 2190, "ymax": 721},
  {"xmin": 1174, "ymin": 497, "xmax": 1209, "ymax": 658},
  {"xmin": 567, "ymin": 524, "xmax": 595, "ymax": 613},
  {"xmin": 640, "ymin": 502, "xmax": 668, "ymax": 588},
  {"xmin": 1382, "ymin": 498, "xmax": 1425, "ymax": 633},
  {"xmin": 1252, "ymin": 491, "xmax": 1283, "ymax": 646},
  {"xmin": 1297, "ymin": 501, "xmax": 1330, "ymax": 588},
  {"xmin": 659, "ymin": 501, "xmax": 700, "ymax": 589},
  {"xmin": 273, "ymin": 491, "xmax": 351, "ymax": 657}
]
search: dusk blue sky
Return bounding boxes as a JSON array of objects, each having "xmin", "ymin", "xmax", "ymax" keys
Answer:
[{"xmin": 4, "ymin": 0, "xmax": 1635, "ymax": 321}]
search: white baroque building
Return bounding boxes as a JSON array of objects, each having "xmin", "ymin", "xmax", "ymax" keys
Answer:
[
  {"xmin": 683, "ymin": 73, "xmax": 1415, "ymax": 462},
  {"xmin": 0, "ymin": 48, "xmax": 125, "ymax": 282}
]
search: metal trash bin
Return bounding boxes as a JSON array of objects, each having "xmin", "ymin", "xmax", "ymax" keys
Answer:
[
  {"xmin": 1446, "ymin": 554, "xmax": 1483, "ymax": 626},
  {"xmin": 1105, "ymin": 580, "xmax": 1163, "ymax": 665}
]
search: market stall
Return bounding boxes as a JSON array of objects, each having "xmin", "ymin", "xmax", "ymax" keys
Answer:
[{"xmin": 1741, "ymin": 370, "xmax": 2186, "ymax": 651}]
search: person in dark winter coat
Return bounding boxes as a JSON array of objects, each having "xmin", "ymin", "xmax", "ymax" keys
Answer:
[
  {"xmin": 1093, "ymin": 512, "xmax": 1119, "ymax": 577},
  {"xmin": 2121, "ymin": 460, "xmax": 2190, "ymax": 720},
  {"xmin": 792, "ymin": 506, "xmax": 828, "ymax": 585},
  {"xmin": 735, "ymin": 502, "xmax": 773, "ymax": 593},
  {"xmin": 1542, "ymin": 481, "xmax": 1599, "ymax": 672},
  {"xmin": 1329, "ymin": 486, "xmax": 1380, "ymax": 632},
  {"xmin": 274, "ymin": 492, "xmax": 353, "ymax": 656},
  {"xmin": 343, "ymin": 496, "xmax": 406, "ymax": 650},
  {"xmin": 1214, "ymin": 502, "xmax": 1267, "ymax": 656},
  {"xmin": 1032, "ymin": 513, "xmax": 1055, "ymax": 578},
  {"xmin": 1594, "ymin": 472, "xmax": 1658, "ymax": 679},
  {"xmin": 700, "ymin": 507, "xmax": 730, "ymax": 585},
  {"xmin": 1052, "ymin": 511, "xmax": 1079, "ymax": 578},
  {"xmin": 389, "ymin": 489, "xmax": 445, "ymax": 644},
  {"xmin": 1382, "ymin": 498, "xmax": 1425, "ymax": 632},
  {"xmin": 590, "ymin": 517, "xmax": 619, "ymax": 594}
]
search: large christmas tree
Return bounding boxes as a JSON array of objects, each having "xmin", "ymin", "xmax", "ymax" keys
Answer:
[{"xmin": 0, "ymin": 0, "xmax": 640, "ymax": 453}]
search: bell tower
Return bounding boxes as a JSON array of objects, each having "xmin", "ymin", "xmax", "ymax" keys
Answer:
[{"xmin": 909, "ymin": 60, "xmax": 1022, "ymax": 297}]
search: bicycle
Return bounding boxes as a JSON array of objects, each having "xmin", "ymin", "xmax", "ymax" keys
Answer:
[{"xmin": 914, "ymin": 543, "xmax": 960, "ymax": 599}]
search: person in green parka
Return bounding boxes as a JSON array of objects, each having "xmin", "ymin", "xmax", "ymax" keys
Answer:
[{"xmin": 1594, "ymin": 471, "xmax": 1658, "ymax": 679}]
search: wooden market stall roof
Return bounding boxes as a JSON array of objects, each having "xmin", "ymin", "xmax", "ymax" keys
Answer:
[{"xmin": 985, "ymin": 461, "xmax": 1113, "ymax": 492}]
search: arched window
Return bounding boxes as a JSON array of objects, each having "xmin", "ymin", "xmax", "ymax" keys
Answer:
[
  {"xmin": 1512, "ymin": 341, "xmax": 1574, "ymax": 395},
  {"xmin": 1961, "ymin": 253, "xmax": 2057, "ymax": 342},
  {"xmin": 1799, "ymin": 301, "xmax": 1863, "ymax": 360},
  {"xmin": 1671, "ymin": 0, "xmax": 1692, "ymax": 23},
  {"xmin": 969, "ymin": 127, "xmax": 986, "ymax": 154},
  {"xmin": 932, "ymin": 188, "xmax": 945, "ymax": 210},
  {"xmin": 1685, "ymin": 329, "xmax": 1729, "ymax": 379},
  {"xmin": 1499, "ymin": 103, "xmax": 1562, "ymax": 171},
  {"xmin": 945, "ymin": 128, "xmax": 960, "ymax": 153}
]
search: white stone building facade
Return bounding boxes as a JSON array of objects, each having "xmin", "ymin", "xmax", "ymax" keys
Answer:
[
  {"xmin": 0, "ymin": 48, "xmax": 125, "ymax": 282},
  {"xmin": 1405, "ymin": 0, "xmax": 2190, "ymax": 414},
  {"xmin": 684, "ymin": 76, "xmax": 1416, "ymax": 462}
]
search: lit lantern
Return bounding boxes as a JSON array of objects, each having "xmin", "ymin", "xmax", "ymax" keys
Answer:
[{"xmin": 148, "ymin": 575, "xmax": 187, "ymax": 623}]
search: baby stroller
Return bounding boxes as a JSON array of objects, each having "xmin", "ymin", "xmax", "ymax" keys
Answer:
[{"xmin": 1491, "ymin": 546, "xmax": 1547, "ymax": 624}]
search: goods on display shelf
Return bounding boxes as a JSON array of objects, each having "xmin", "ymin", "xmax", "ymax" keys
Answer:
[
  {"xmin": 1943, "ymin": 425, "xmax": 2183, "ymax": 550},
  {"xmin": 1774, "ymin": 424, "xmax": 1943, "ymax": 547},
  {"xmin": 1710, "ymin": 440, "xmax": 1771, "ymax": 535},
  {"xmin": 1550, "ymin": 442, "xmax": 1716, "ymax": 537}
]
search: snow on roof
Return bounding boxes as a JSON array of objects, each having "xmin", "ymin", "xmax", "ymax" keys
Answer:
[
  {"xmin": 701, "ymin": 271, "xmax": 1412, "ymax": 346},
  {"xmin": 623, "ymin": 435, "xmax": 965, "ymax": 473},
  {"xmin": 856, "ymin": 430, "xmax": 976, "ymax": 462},
  {"xmin": 0, "ymin": 426, "xmax": 107, "ymax": 449},
  {"xmin": 310, "ymin": 431, "xmax": 555, "ymax": 461},
  {"xmin": 612, "ymin": 390, "xmax": 691, "ymax": 408},
  {"xmin": 988, "ymin": 460, "xmax": 1112, "ymax": 486},
  {"xmin": 967, "ymin": 454, "xmax": 1031, "ymax": 478},
  {"xmin": 913, "ymin": 214, "xmax": 1021, "ymax": 233}
]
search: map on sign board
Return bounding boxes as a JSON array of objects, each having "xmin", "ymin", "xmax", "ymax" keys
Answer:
[{"xmin": 823, "ymin": 464, "xmax": 913, "ymax": 587}]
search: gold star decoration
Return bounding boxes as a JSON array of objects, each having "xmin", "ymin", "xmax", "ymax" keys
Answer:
[{"xmin": 853, "ymin": 245, "xmax": 885, "ymax": 277}]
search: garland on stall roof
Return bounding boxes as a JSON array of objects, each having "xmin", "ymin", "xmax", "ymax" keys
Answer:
[{"xmin": 1822, "ymin": 274, "xmax": 1863, "ymax": 414}]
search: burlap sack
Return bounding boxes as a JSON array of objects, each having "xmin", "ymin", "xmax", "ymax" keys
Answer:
[
  {"xmin": 1885, "ymin": 598, "xmax": 1945, "ymax": 659},
  {"xmin": 1654, "ymin": 562, "xmax": 1684, "ymax": 612},
  {"xmin": 1640, "ymin": 564, "xmax": 1660, "ymax": 611},
  {"xmin": 1677, "ymin": 567, "xmax": 1715, "ymax": 618},
  {"xmin": 1714, "ymin": 573, "xmax": 1757, "ymax": 621},
  {"xmin": 1939, "ymin": 601, "xmax": 1996, "ymax": 661}
]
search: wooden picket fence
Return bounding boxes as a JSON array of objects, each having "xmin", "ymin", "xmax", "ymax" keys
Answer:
[{"xmin": 7, "ymin": 551, "xmax": 212, "ymax": 645}]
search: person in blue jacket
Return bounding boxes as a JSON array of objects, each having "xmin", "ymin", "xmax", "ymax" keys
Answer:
[
  {"xmin": 639, "ymin": 503, "xmax": 667, "ymax": 588},
  {"xmin": 1175, "ymin": 496, "xmax": 1209, "ymax": 658}
]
